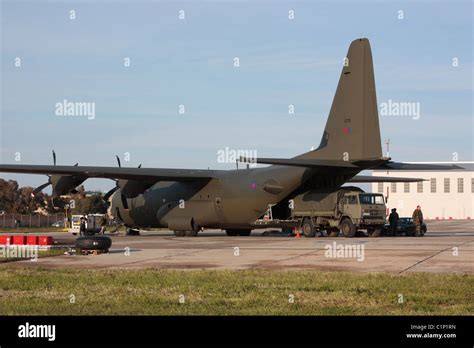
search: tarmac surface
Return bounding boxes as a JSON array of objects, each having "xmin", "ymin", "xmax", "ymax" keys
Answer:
[{"xmin": 2, "ymin": 220, "xmax": 473, "ymax": 273}]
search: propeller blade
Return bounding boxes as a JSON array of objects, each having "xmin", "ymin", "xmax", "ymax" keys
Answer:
[
  {"xmin": 32, "ymin": 182, "xmax": 51, "ymax": 196},
  {"xmin": 103, "ymin": 186, "xmax": 119, "ymax": 202},
  {"xmin": 52, "ymin": 150, "xmax": 56, "ymax": 166},
  {"xmin": 51, "ymin": 197, "xmax": 59, "ymax": 210},
  {"xmin": 116, "ymin": 155, "xmax": 121, "ymax": 168}
]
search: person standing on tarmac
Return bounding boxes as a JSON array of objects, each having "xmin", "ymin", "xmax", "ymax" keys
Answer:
[
  {"xmin": 79, "ymin": 215, "xmax": 87, "ymax": 236},
  {"xmin": 99, "ymin": 214, "xmax": 107, "ymax": 235},
  {"xmin": 388, "ymin": 208, "xmax": 399, "ymax": 236},
  {"xmin": 412, "ymin": 205, "xmax": 424, "ymax": 237}
]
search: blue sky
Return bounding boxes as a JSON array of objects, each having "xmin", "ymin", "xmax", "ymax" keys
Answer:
[{"xmin": 1, "ymin": 0, "xmax": 472, "ymax": 192}]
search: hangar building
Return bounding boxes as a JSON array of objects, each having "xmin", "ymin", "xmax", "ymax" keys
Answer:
[{"xmin": 371, "ymin": 162, "xmax": 473, "ymax": 220}]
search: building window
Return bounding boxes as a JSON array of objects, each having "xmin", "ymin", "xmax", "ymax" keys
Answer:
[
  {"xmin": 377, "ymin": 182, "xmax": 383, "ymax": 193},
  {"xmin": 417, "ymin": 181, "xmax": 423, "ymax": 193},
  {"xmin": 444, "ymin": 178, "xmax": 450, "ymax": 193},
  {"xmin": 457, "ymin": 178, "xmax": 463, "ymax": 193},
  {"xmin": 391, "ymin": 182, "xmax": 397, "ymax": 193},
  {"xmin": 430, "ymin": 178, "xmax": 436, "ymax": 193},
  {"xmin": 403, "ymin": 182, "xmax": 409, "ymax": 193}
]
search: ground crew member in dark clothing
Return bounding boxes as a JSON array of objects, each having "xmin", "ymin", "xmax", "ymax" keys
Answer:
[
  {"xmin": 388, "ymin": 208, "xmax": 399, "ymax": 236},
  {"xmin": 79, "ymin": 215, "xmax": 87, "ymax": 236},
  {"xmin": 412, "ymin": 205, "xmax": 424, "ymax": 237}
]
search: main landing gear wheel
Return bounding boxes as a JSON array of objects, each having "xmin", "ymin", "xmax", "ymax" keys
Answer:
[
  {"xmin": 226, "ymin": 229, "xmax": 251, "ymax": 236},
  {"xmin": 237, "ymin": 229, "xmax": 251, "ymax": 236}
]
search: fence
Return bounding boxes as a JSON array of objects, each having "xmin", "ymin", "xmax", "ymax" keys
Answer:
[{"xmin": 0, "ymin": 213, "xmax": 66, "ymax": 229}]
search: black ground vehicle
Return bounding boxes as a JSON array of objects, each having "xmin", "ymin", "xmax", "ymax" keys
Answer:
[{"xmin": 383, "ymin": 217, "xmax": 427, "ymax": 236}]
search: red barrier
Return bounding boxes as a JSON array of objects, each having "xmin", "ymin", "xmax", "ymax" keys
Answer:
[
  {"xmin": 38, "ymin": 236, "xmax": 53, "ymax": 245},
  {"xmin": 12, "ymin": 236, "xmax": 26, "ymax": 245},
  {"xmin": 26, "ymin": 236, "xmax": 38, "ymax": 245},
  {"xmin": 0, "ymin": 235, "xmax": 13, "ymax": 245}
]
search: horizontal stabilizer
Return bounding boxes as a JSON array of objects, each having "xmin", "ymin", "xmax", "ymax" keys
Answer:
[
  {"xmin": 239, "ymin": 157, "xmax": 357, "ymax": 168},
  {"xmin": 349, "ymin": 175, "xmax": 426, "ymax": 183},
  {"xmin": 374, "ymin": 162, "xmax": 464, "ymax": 170}
]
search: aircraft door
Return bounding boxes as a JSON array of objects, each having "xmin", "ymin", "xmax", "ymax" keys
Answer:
[{"xmin": 213, "ymin": 180, "xmax": 225, "ymax": 225}]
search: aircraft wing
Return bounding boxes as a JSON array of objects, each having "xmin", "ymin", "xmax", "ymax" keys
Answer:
[
  {"xmin": 348, "ymin": 175, "xmax": 426, "ymax": 183},
  {"xmin": 0, "ymin": 164, "xmax": 218, "ymax": 181}
]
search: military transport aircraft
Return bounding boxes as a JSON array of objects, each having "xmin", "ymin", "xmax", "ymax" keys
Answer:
[{"xmin": 0, "ymin": 38, "xmax": 460, "ymax": 237}]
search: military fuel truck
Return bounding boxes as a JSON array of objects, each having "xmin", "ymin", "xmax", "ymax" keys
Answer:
[{"xmin": 291, "ymin": 187, "xmax": 386, "ymax": 238}]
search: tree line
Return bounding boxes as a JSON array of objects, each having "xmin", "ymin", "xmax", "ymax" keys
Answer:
[{"xmin": 0, "ymin": 179, "xmax": 108, "ymax": 215}]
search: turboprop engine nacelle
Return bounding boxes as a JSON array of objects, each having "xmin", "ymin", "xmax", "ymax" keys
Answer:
[{"xmin": 117, "ymin": 179, "xmax": 155, "ymax": 199}]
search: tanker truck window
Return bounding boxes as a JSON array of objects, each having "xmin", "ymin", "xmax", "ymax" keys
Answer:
[{"xmin": 359, "ymin": 194, "xmax": 385, "ymax": 205}]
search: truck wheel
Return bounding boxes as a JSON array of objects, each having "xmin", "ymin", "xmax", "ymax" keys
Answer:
[
  {"xmin": 340, "ymin": 218, "xmax": 356, "ymax": 238},
  {"xmin": 174, "ymin": 230, "xmax": 186, "ymax": 237},
  {"xmin": 422, "ymin": 227, "xmax": 427, "ymax": 236},
  {"xmin": 185, "ymin": 230, "xmax": 198, "ymax": 237},
  {"xmin": 75, "ymin": 236, "xmax": 112, "ymax": 250},
  {"xmin": 301, "ymin": 218, "xmax": 316, "ymax": 238}
]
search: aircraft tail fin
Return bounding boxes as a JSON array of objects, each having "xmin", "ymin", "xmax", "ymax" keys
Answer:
[{"xmin": 296, "ymin": 38, "xmax": 382, "ymax": 162}]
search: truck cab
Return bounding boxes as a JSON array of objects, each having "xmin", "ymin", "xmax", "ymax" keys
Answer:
[{"xmin": 340, "ymin": 192, "xmax": 386, "ymax": 235}]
